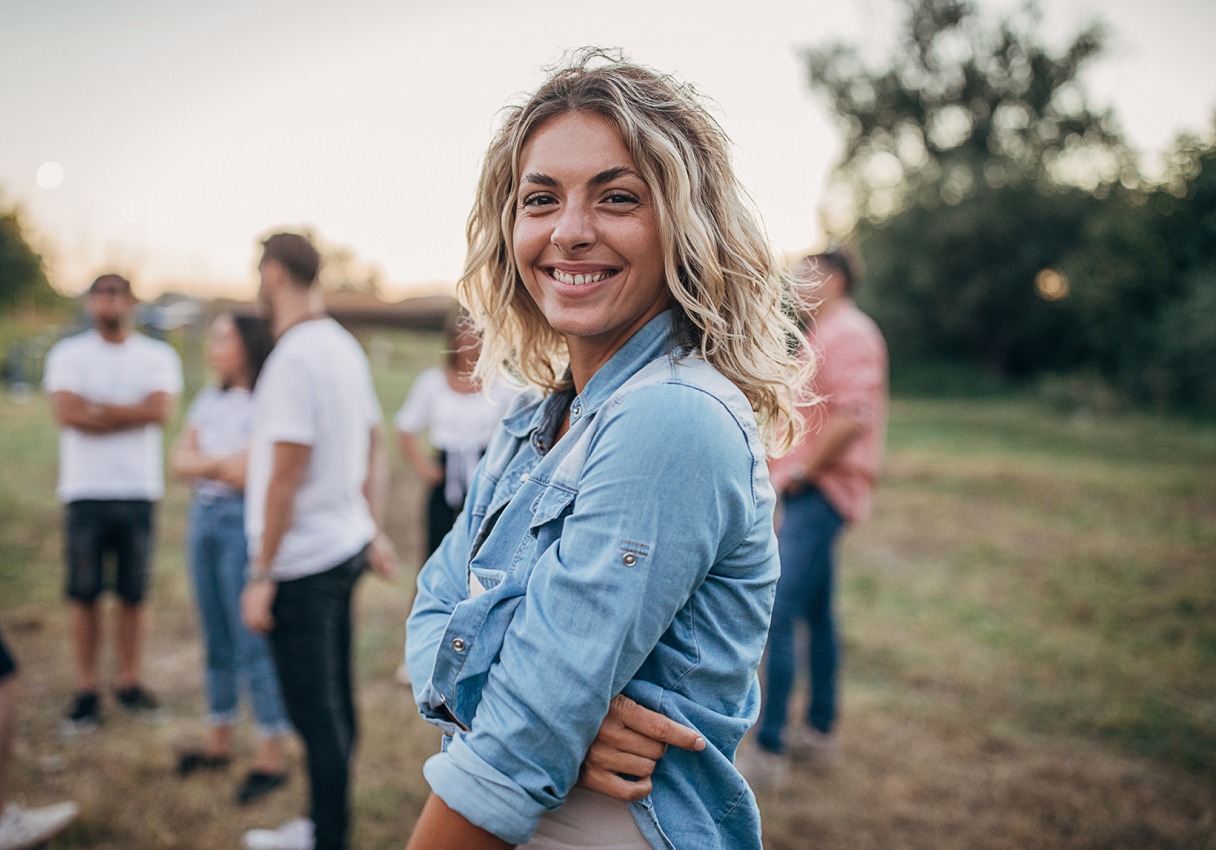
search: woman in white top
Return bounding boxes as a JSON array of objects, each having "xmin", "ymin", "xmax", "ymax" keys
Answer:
[
  {"xmin": 395, "ymin": 310, "xmax": 515, "ymax": 557},
  {"xmin": 170, "ymin": 312, "xmax": 291, "ymax": 805}
]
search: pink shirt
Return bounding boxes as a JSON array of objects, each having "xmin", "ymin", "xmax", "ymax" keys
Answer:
[{"xmin": 770, "ymin": 298, "xmax": 888, "ymax": 524}]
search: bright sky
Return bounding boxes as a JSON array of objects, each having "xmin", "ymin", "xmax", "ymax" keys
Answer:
[{"xmin": 2, "ymin": 0, "xmax": 1213, "ymax": 300}]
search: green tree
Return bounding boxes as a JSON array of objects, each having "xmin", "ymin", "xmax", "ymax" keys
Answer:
[
  {"xmin": 1062, "ymin": 120, "xmax": 1216, "ymax": 413},
  {"xmin": 803, "ymin": 0, "xmax": 1134, "ymax": 380},
  {"xmin": 806, "ymin": 0, "xmax": 1131, "ymax": 223},
  {"xmin": 0, "ymin": 198, "xmax": 53, "ymax": 312}
]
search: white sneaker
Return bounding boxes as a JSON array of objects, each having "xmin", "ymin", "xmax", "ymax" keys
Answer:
[
  {"xmin": 241, "ymin": 818, "xmax": 314, "ymax": 850},
  {"xmin": 0, "ymin": 801, "xmax": 79, "ymax": 850},
  {"xmin": 787, "ymin": 726, "xmax": 840, "ymax": 763},
  {"xmin": 736, "ymin": 745, "xmax": 789, "ymax": 791}
]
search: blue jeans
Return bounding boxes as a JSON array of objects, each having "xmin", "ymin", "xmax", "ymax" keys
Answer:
[
  {"xmin": 757, "ymin": 487, "xmax": 845, "ymax": 753},
  {"xmin": 187, "ymin": 495, "xmax": 289, "ymax": 736}
]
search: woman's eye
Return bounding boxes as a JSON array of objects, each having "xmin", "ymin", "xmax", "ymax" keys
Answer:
[
  {"xmin": 521, "ymin": 193, "xmax": 556, "ymax": 208},
  {"xmin": 604, "ymin": 191, "xmax": 640, "ymax": 205}
]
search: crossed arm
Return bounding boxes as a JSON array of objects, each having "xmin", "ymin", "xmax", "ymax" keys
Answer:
[
  {"xmin": 51, "ymin": 390, "xmax": 173, "ymax": 435},
  {"xmin": 170, "ymin": 426, "xmax": 246, "ymax": 489},
  {"xmin": 405, "ymin": 695, "xmax": 702, "ymax": 850}
]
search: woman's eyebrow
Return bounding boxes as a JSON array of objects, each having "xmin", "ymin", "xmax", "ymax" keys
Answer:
[
  {"xmin": 590, "ymin": 166, "xmax": 639, "ymax": 186},
  {"xmin": 521, "ymin": 172, "xmax": 557, "ymax": 187},
  {"xmin": 520, "ymin": 166, "xmax": 641, "ymax": 189}
]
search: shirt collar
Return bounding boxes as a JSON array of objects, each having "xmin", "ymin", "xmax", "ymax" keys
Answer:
[{"xmin": 499, "ymin": 311, "xmax": 679, "ymax": 441}]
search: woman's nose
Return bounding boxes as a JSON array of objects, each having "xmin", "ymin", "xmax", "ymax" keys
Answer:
[{"xmin": 550, "ymin": 204, "xmax": 595, "ymax": 253}]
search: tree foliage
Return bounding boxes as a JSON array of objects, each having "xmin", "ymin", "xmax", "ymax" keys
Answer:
[
  {"xmin": 806, "ymin": 0, "xmax": 1131, "ymax": 224},
  {"xmin": 804, "ymin": 0, "xmax": 1216, "ymax": 414},
  {"xmin": 0, "ymin": 198, "xmax": 53, "ymax": 312}
]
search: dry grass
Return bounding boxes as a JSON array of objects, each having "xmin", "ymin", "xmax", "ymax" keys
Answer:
[{"xmin": 2, "ymin": 333, "xmax": 1214, "ymax": 849}]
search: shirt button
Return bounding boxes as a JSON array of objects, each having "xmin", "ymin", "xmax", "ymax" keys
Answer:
[
  {"xmin": 519, "ymin": 472, "xmax": 529, "ymax": 483},
  {"xmin": 571, "ymin": 403, "xmax": 582, "ymax": 417},
  {"xmin": 451, "ymin": 638, "xmax": 466, "ymax": 652},
  {"xmin": 621, "ymin": 552, "xmax": 638, "ymax": 567}
]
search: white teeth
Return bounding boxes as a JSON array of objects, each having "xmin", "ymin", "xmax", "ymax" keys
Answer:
[{"xmin": 550, "ymin": 268, "xmax": 614, "ymax": 286}]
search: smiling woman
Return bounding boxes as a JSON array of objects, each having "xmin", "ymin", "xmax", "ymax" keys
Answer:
[{"xmin": 404, "ymin": 48, "xmax": 811, "ymax": 850}]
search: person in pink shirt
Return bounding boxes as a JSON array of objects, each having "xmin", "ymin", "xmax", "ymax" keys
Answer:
[{"xmin": 748, "ymin": 247, "xmax": 888, "ymax": 785}]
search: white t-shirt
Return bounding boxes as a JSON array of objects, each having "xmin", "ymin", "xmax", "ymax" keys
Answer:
[
  {"xmin": 393, "ymin": 367, "xmax": 515, "ymax": 452},
  {"xmin": 245, "ymin": 319, "xmax": 381, "ymax": 580},
  {"xmin": 186, "ymin": 385, "xmax": 253, "ymax": 500},
  {"xmin": 43, "ymin": 330, "xmax": 183, "ymax": 502}
]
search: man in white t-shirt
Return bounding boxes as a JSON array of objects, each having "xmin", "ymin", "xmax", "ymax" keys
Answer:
[
  {"xmin": 43, "ymin": 273, "xmax": 183, "ymax": 733},
  {"xmin": 239, "ymin": 233, "xmax": 395, "ymax": 850}
]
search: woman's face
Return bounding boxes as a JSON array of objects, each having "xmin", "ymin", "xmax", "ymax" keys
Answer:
[
  {"xmin": 205, "ymin": 314, "xmax": 247, "ymax": 387},
  {"xmin": 512, "ymin": 110, "xmax": 669, "ymax": 379}
]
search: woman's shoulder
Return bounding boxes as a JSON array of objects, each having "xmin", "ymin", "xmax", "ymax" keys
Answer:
[
  {"xmin": 619, "ymin": 355, "xmax": 754, "ymax": 423},
  {"xmin": 603, "ymin": 357, "xmax": 761, "ymax": 454}
]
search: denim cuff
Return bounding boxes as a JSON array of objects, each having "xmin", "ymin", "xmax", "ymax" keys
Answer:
[
  {"xmin": 255, "ymin": 720, "xmax": 293, "ymax": 739},
  {"xmin": 208, "ymin": 710, "xmax": 238, "ymax": 727}
]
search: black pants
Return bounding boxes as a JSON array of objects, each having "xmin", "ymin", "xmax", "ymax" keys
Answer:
[{"xmin": 269, "ymin": 548, "xmax": 366, "ymax": 850}]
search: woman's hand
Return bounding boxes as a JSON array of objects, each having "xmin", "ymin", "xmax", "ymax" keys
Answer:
[{"xmin": 578, "ymin": 695, "xmax": 705, "ymax": 801}]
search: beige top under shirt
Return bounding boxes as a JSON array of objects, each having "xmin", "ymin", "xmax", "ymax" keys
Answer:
[{"xmin": 468, "ymin": 574, "xmax": 650, "ymax": 849}]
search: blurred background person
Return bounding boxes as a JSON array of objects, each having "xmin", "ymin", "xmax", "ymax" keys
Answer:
[
  {"xmin": 170, "ymin": 311, "xmax": 291, "ymax": 805},
  {"xmin": 240, "ymin": 232, "xmax": 396, "ymax": 850},
  {"xmin": 392, "ymin": 310, "xmax": 514, "ymax": 689},
  {"xmin": 42, "ymin": 273, "xmax": 183, "ymax": 733},
  {"xmin": 748, "ymin": 247, "xmax": 888, "ymax": 786},
  {"xmin": 0, "ymin": 630, "xmax": 79, "ymax": 850},
  {"xmin": 395, "ymin": 309, "xmax": 516, "ymax": 560}
]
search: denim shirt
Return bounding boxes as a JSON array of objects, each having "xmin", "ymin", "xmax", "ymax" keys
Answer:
[{"xmin": 407, "ymin": 312, "xmax": 779, "ymax": 849}]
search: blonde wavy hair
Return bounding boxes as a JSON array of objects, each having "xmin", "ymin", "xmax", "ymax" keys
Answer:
[{"xmin": 459, "ymin": 49, "xmax": 812, "ymax": 453}]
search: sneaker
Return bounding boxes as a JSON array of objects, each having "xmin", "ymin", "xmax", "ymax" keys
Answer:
[
  {"xmin": 736, "ymin": 745, "xmax": 789, "ymax": 791},
  {"xmin": 787, "ymin": 726, "xmax": 840, "ymax": 763},
  {"xmin": 60, "ymin": 692, "xmax": 101, "ymax": 736},
  {"xmin": 114, "ymin": 685, "xmax": 161, "ymax": 716},
  {"xmin": 242, "ymin": 818, "xmax": 314, "ymax": 850},
  {"xmin": 0, "ymin": 801, "xmax": 79, "ymax": 850}
]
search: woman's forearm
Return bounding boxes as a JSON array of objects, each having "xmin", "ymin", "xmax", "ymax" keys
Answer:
[{"xmin": 406, "ymin": 793, "xmax": 512, "ymax": 850}]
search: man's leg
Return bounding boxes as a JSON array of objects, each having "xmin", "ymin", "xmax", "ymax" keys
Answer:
[
  {"xmin": 68, "ymin": 603, "xmax": 101, "ymax": 694},
  {"xmin": 113, "ymin": 603, "xmax": 145, "ymax": 693},
  {"xmin": 269, "ymin": 554, "xmax": 362, "ymax": 850},
  {"xmin": 801, "ymin": 491, "xmax": 845, "ymax": 735},
  {"xmin": 64, "ymin": 501, "xmax": 105, "ymax": 698},
  {"xmin": 757, "ymin": 491, "xmax": 823, "ymax": 754},
  {"xmin": 113, "ymin": 501, "xmax": 156, "ymax": 704}
]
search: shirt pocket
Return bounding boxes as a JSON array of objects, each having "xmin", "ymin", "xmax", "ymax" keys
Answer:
[{"xmin": 528, "ymin": 483, "xmax": 576, "ymax": 554}]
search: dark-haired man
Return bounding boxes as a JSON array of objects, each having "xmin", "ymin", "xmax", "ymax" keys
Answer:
[
  {"xmin": 43, "ymin": 273, "xmax": 182, "ymax": 733},
  {"xmin": 240, "ymin": 233, "xmax": 395, "ymax": 850}
]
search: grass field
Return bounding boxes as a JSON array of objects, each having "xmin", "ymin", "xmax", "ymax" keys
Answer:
[{"xmin": 1, "ymin": 326, "xmax": 1214, "ymax": 849}]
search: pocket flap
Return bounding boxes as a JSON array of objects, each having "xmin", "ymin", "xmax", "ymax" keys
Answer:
[{"xmin": 529, "ymin": 484, "xmax": 576, "ymax": 528}]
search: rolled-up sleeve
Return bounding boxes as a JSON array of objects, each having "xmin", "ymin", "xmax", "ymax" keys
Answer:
[{"xmin": 424, "ymin": 383, "xmax": 758, "ymax": 843}]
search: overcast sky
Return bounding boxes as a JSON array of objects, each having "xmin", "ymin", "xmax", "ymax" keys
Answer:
[{"xmin": 2, "ymin": 0, "xmax": 1214, "ymax": 299}]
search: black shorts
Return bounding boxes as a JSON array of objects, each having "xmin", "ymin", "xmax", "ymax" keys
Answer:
[
  {"xmin": 64, "ymin": 499, "xmax": 156, "ymax": 603},
  {"xmin": 0, "ymin": 630, "xmax": 15, "ymax": 681}
]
